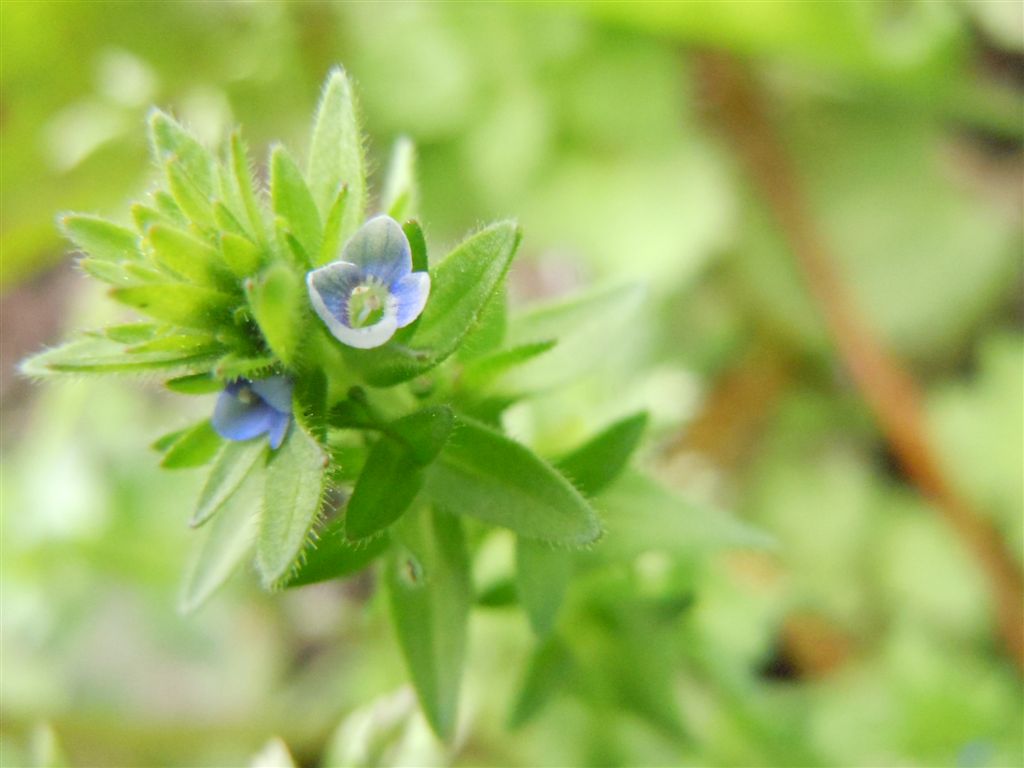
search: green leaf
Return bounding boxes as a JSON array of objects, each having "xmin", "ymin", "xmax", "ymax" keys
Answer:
[
  {"xmin": 345, "ymin": 407, "xmax": 453, "ymax": 541},
  {"xmin": 457, "ymin": 284, "xmax": 507, "ymax": 362},
  {"xmin": 597, "ymin": 470, "xmax": 773, "ymax": 561},
  {"xmin": 110, "ymin": 283, "xmax": 235, "ymax": 330},
  {"xmin": 343, "ymin": 222, "xmax": 521, "ymax": 386},
  {"xmin": 98, "ymin": 323, "xmax": 158, "ymax": 344},
  {"xmin": 161, "ymin": 420, "xmax": 223, "ymax": 469},
  {"xmin": 382, "ymin": 136, "xmax": 418, "ymax": 221},
  {"xmin": 459, "ymin": 340, "xmax": 556, "ymax": 391},
  {"xmin": 219, "ymin": 232, "xmax": 264, "ymax": 278},
  {"xmin": 316, "ymin": 185, "xmax": 349, "ymax": 266},
  {"xmin": 146, "ymin": 224, "xmax": 233, "ymax": 289},
  {"xmin": 257, "ymin": 423, "xmax": 329, "ymax": 587},
  {"xmin": 148, "ymin": 109, "xmax": 216, "ymax": 196},
  {"xmin": 245, "ymin": 263, "xmax": 306, "ymax": 367},
  {"xmin": 508, "ymin": 637, "xmax": 573, "ymax": 729},
  {"xmin": 270, "ymin": 145, "xmax": 322, "ymax": 265},
  {"xmin": 213, "ymin": 353, "xmax": 277, "ymax": 381},
  {"xmin": 191, "ymin": 439, "xmax": 266, "ymax": 527},
  {"xmin": 424, "ymin": 416, "xmax": 601, "ymax": 546},
  {"xmin": 345, "ymin": 437, "xmax": 424, "ymax": 542},
  {"xmin": 59, "ymin": 214, "xmax": 139, "ymax": 262},
  {"xmin": 165, "ymin": 372, "xmax": 222, "ymax": 395},
  {"xmin": 131, "ymin": 204, "xmax": 163, "ymax": 233},
  {"xmin": 497, "ymin": 283, "xmax": 645, "ymax": 393},
  {"xmin": 306, "ymin": 67, "xmax": 365, "ymax": 242},
  {"xmin": 285, "ymin": 515, "xmax": 388, "ymax": 588},
  {"xmin": 229, "ymin": 131, "xmax": 267, "ymax": 245},
  {"xmin": 403, "ymin": 220, "xmax": 429, "ymax": 273},
  {"xmin": 154, "ymin": 191, "xmax": 188, "ymax": 226},
  {"xmin": 555, "ymin": 412, "xmax": 648, "ymax": 497},
  {"xmin": 19, "ymin": 335, "xmax": 218, "ymax": 377},
  {"xmin": 152, "ymin": 427, "xmax": 187, "ymax": 453},
  {"xmin": 78, "ymin": 258, "xmax": 133, "ymax": 285},
  {"xmin": 127, "ymin": 331, "xmax": 219, "ymax": 355},
  {"xmin": 165, "ymin": 159, "xmax": 216, "ymax": 229},
  {"xmin": 389, "ymin": 406, "xmax": 454, "ymax": 465},
  {"xmin": 213, "ymin": 201, "xmax": 249, "ymax": 239},
  {"xmin": 516, "ymin": 538, "xmax": 571, "ymax": 637},
  {"xmin": 179, "ymin": 453, "xmax": 265, "ymax": 614},
  {"xmin": 387, "ymin": 507, "xmax": 470, "ymax": 741}
]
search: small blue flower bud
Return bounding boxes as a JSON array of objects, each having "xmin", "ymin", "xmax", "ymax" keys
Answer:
[{"xmin": 211, "ymin": 375, "xmax": 293, "ymax": 449}]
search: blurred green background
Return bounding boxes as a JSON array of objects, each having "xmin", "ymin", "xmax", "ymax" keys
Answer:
[{"xmin": 2, "ymin": 2, "xmax": 1022, "ymax": 766}]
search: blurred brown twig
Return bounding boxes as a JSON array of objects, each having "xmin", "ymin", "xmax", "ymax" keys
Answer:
[{"xmin": 697, "ymin": 52, "xmax": 1024, "ymax": 672}]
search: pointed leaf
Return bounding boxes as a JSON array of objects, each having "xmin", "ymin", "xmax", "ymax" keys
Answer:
[
  {"xmin": 245, "ymin": 263, "xmax": 306, "ymax": 367},
  {"xmin": 257, "ymin": 423, "xmax": 329, "ymax": 586},
  {"xmin": 229, "ymin": 131, "xmax": 267, "ymax": 245},
  {"xmin": 345, "ymin": 437, "xmax": 423, "ymax": 542},
  {"xmin": 179, "ymin": 454, "xmax": 265, "ymax": 613},
  {"xmin": 597, "ymin": 470, "xmax": 774, "ymax": 561},
  {"xmin": 555, "ymin": 412, "xmax": 648, "ymax": 497},
  {"xmin": 20, "ymin": 335, "xmax": 218, "ymax": 376},
  {"xmin": 285, "ymin": 515, "xmax": 388, "ymax": 588},
  {"xmin": 146, "ymin": 224, "xmax": 233, "ymax": 289},
  {"xmin": 219, "ymin": 232, "xmax": 264, "ymax": 278},
  {"xmin": 387, "ymin": 508, "xmax": 470, "ymax": 741},
  {"xmin": 382, "ymin": 136, "xmax": 418, "ymax": 222},
  {"xmin": 345, "ymin": 407, "xmax": 453, "ymax": 541},
  {"xmin": 192, "ymin": 438, "xmax": 266, "ymax": 527},
  {"xmin": 403, "ymin": 219, "xmax": 429, "ymax": 273},
  {"xmin": 508, "ymin": 637, "xmax": 573, "ymax": 729},
  {"xmin": 148, "ymin": 109, "xmax": 216, "ymax": 196},
  {"xmin": 460, "ymin": 340, "xmax": 556, "ymax": 391},
  {"xmin": 271, "ymin": 145, "xmax": 322, "ymax": 264},
  {"xmin": 60, "ymin": 214, "xmax": 140, "ymax": 262},
  {"xmin": 161, "ymin": 421, "xmax": 223, "ymax": 469},
  {"xmin": 111, "ymin": 283, "xmax": 235, "ymax": 330},
  {"xmin": 307, "ymin": 67, "xmax": 365, "ymax": 240},
  {"xmin": 516, "ymin": 538, "xmax": 572, "ymax": 637},
  {"xmin": 165, "ymin": 372, "xmax": 222, "ymax": 395},
  {"xmin": 424, "ymin": 416, "xmax": 601, "ymax": 546},
  {"xmin": 316, "ymin": 184, "xmax": 349, "ymax": 266},
  {"xmin": 165, "ymin": 159, "xmax": 216, "ymax": 228}
]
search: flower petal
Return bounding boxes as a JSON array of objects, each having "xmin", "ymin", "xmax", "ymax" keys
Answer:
[
  {"xmin": 340, "ymin": 215, "xmax": 411, "ymax": 286},
  {"xmin": 212, "ymin": 392, "xmax": 275, "ymax": 442},
  {"xmin": 325, "ymin": 308, "xmax": 399, "ymax": 349},
  {"xmin": 251, "ymin": 375, "xmax": 293, "ymax": 415},
  {"xmin": 392, "ymin": 271, "xmax": 431, "ymax": 328},
  {"xmin": 267, "ymin": 411, "xmax": 291, "ymax": 450},
  {"xmin": 308, "ymin": 260, "xmax": 364, "ymax": 330}
]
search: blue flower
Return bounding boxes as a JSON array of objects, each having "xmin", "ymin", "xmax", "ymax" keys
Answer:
[
  {"xmin": 306, "ymin": 215, "xmax": 430, "ymax": 349},
  {"xmin": 211, "ymin": 375, "xmax": 292, "ymax": 449}
]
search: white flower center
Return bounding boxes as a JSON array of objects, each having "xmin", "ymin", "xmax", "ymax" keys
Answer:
[{"xmin": 348, "ymin": 282, "xmax": 390, "ymax": 328}]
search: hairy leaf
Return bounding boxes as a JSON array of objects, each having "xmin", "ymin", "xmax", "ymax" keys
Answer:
[
  {"xmin": 257, "ymin": 423, "xmax": 329, "ymax": 587},
  {"xmin": 424, "ymin": 416, "xmax": 601, "ymax": 546}
]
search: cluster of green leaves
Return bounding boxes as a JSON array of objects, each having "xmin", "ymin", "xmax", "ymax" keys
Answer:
[{"xmin": 19, "ymin": 67, "xmax": 748, "ymax": 741}]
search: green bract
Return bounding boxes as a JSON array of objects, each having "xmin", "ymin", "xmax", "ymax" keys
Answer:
[{"xmin": 20, "ymin": 66, "xmax": 765, "ymax": 741}]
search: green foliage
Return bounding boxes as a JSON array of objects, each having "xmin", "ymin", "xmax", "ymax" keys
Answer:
[
  {"xmin": 159, "ymin": 420, "xmax": 223, "ymax": 469},
  {"xmin": 425, "ymin": 416, "xmax": 601, "ymax": 546},
  {"xmin": 16, "ymin": 65, "xmax": 780, "ymax": 747},
  {"xmin": 257, "ymin": 423, "xmax": 329, "ymax": 587},
  {"xmin": 387, "ymin": 507, "xmax": 471, "ymax": 742},
  {"xmin": 191, "ymin": 439, "xmax": 266, "ymax": 527}
]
